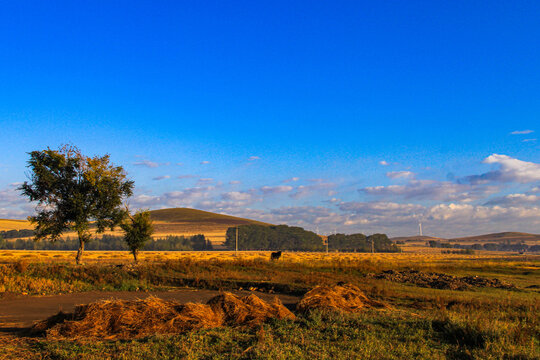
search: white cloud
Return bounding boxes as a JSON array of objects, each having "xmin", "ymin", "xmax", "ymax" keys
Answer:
[
  {"xmin": 177, "ymin": 174, "xmax": 197, "ymax": 179},
  {"xmin": 131, "ymin": 186, "xmax": 216, "ymax": 209},
  {"xmin": 461, "ymin": 154, "xmax": 540, "ymax": 184},
  {"xmin": 152, "ymin": 175, "xmax": 170, "ymax": 181},
  {"xmin": 260, "ymin": 185, "xmax": 293, "ymax": 195},
  {"xmin": 200, "ymin": 161, "xmax": 210, "ymax": 165},
  {"xmin": 523, "ymin": 139, "xmax": 537, "ymax": 142},
  {"xmin": 290, "ymin": 181, "xmax": 335, "ymax": 199},
  {"xmin": 360, "ymin": 179, "xmax": 496, "ymax": 202},
  {"xmin": 484, "ymin": 193, "xmax": 540, "ymax": 206},
  {"xmin": 197, "ymin": 178, "xmax": 214, "ymax": 185},
  {"xmin": 248, "ymin": 156, "xmax": 260, "ymax": 161},
  {"xmin": 510, "ymin": 130, "xmax": 534, "ymax": 135},
  {"xmin": 221, "ymin": 191, "xmax": 255, "ymax": 202},
  {"xmin": 379, "ymin": 161, "xmax": 389, "ymax": 166},
  {"xmin": 133, "ymin": 160, "xmax": 160, "ymax": 168},
  {"xmin": 229, "ymin": 180, "xmax": 242, "ymax": 185},
  {"xmin": 386, "ymin": 171, "xmax": 414, "ymax": 179},
  {"xmin": 0, "ymin": 184, "xmax": 35, "ymax": 219},
  {"xmin": 283, "ymin": 177, "xmax": 300, "ymax": 183}
]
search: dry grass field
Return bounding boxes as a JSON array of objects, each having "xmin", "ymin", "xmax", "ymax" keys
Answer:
[
  {"xmin": 1, "ymin": 212, "xmax": 539, "ymax": 359},
  {"xmin": 0, "ymin": 249, "xmax": 538, "ymax": 359},
  {"xmin": 0, "ymin": 219, "xmax": 33, "ymax": 231}
]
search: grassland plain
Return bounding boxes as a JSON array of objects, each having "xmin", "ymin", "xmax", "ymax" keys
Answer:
[{"xmin": 0, "ymin": 251, "xmax": 538, "ymax": 359}]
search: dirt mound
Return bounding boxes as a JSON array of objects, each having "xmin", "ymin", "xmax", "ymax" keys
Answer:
[
  {"xmin": 367, "ymin": 270, "xmax": 515, "ymax": 290},
  {"xmin": 297, "ymin": 283, "xmax": 387, "ymax": 313},
  {"xmin": 31, "ymin": 293, "xmax": 294, "ymax": 340}
]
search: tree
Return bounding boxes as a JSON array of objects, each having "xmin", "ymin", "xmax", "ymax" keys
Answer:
[
  {"xmin": 120, "ymin": 209, "xmax": 154, "ymax": 263},
  {"xmin": 19, "ymin": 145, "xmax": 134, "ymax": 264}
]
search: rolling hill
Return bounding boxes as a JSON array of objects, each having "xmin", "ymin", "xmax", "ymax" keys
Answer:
[
  {"xmin": 148, "ymin": 208, "xmax": 271, "ymax": 244},
  {"xmin": 449, "ymin": 232, "xmax": 540, "ymax": 245},
  {"xmin": 0, "ymin": 219, "xmax": 33, "ymax": 231},
  {"xmin": 1, "ymin": 208, "xmax": 271, "ymax": 245},
  {"xmin": 391, "ymin": 235, "xmax": 446, "ymax": 243}
]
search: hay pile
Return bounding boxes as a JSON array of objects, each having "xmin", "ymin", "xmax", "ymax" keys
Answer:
[
  {"xmin": 208, "ymin": 293, "xmax": 295, "ymax": 327},
  {"xmin": 297, "ymin": 283, "xmax": 386, "ymax": 313},
  {"xmin": 31, "ymin": 293, "xmax": 295, "ymax": 340}
]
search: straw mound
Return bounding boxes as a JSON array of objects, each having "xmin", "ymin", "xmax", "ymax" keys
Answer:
[
  {"xmin": 297, "ymin": 283, "xmax": 386, "ymax": 313},
  {"xmin": 31, "ymin": 293, "xmax": 294, "ymax": 340},
  {"xmin": 208, "ymin": 292, "xmax": 295, "ymax": 326}
]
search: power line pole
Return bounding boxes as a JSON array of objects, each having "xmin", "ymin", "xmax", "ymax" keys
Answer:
[
  {"xmin": 326, "ymin": 236, "xmax": 329, "ymax": 253},
  {"xmin": 235, "ymin": 226, "xmax": 238, "ymax": 255}
]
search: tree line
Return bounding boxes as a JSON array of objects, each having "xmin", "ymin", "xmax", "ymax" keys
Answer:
[
  {"xmin": 0, "ymin": 234, "xmax": 212, "ymax": 252},
  {"xmin": 427, "ymin": 240, "xmax": 540, "ymax": 252},
  {"xmin": 225, "ymin": 224, "xmax": 401, "ymax": 252},
  {"xmin": 327, "ymin": 233, "xmax": 401, "ymax": 252},
  {"xmin": 0, "ymin": 229, "xmax": 35, "ymax": 239},
  {"xmin": 225, "ymin": 224, "xmax": 324, "ymax": 251}
]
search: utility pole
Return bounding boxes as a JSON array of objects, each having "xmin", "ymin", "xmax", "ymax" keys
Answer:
[
  {"xmin": 235, "ymin": 226, "xmax": 238, "ymax": 255},
  {"xmin": 326, "ymin": 236, "xmax": 329, "ymax": 253},
  {"xmin": 371, "ymin": 238, "xmax": 374, "ymax": 254}
]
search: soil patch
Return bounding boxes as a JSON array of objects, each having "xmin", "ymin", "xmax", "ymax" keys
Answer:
[
  {"xmin": 30, "ymin": 293, "xmax": 295, "ymax": 340},
  {"xmin": 367, "ymin": 270, "xmax": 515, "ymax": 290},
  {"xmin": 297, "ymin": 283, "xmax": 388, "ymax": 313}
]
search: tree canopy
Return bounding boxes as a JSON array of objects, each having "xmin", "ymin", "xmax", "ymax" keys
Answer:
[
  {"xmin": 225, "ymin": 224, "xmax": 324, "ymax": 251},
  {"xmin": 120, "ymin": 209, "xmax": 154, "ymax": 263},
  {"xmin": 19, "ymin": 145, "xmax": 134, "ymax": 264},
  {"xmin": 326, "ymin": 233, "xmax": 400, "ymax": 252}
]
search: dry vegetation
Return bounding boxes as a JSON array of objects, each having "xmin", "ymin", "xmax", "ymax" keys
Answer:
[
  {"xmin": 0, "ymin": 250, "xmax": 538, "ymax": 359},
  {"xmin": 31, "ymin": 293, "xmax": 294, "ymax": 340}
]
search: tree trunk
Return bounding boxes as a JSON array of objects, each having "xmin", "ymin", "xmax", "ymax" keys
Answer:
[
  {"xmin": 75, "ymin": 238, "xmax": 85, "ymax": 265},
  {"xmin": 132, "ymin": 249, "xmax": 138, "ymax": 263}
]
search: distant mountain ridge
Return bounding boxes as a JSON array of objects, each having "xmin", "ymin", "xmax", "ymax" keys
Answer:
[{"xmin": 392, "ymin": 232, "xmax": 540, "ymax": 244}]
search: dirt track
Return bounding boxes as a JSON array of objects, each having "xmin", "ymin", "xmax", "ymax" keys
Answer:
[{"xmin": 0, "ymin": 289, "xmax": 300, "ymax": 331}]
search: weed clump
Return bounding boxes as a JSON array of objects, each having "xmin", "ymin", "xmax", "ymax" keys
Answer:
[{"xmin": 297, "ymin": 283, "xmax": 387, "ymax": 313}]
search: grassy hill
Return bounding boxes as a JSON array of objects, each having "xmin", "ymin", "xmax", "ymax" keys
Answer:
[
  {"xmin": 449, "ymin": 232, "xmax": 540, "ymax": 245},
  {"xmin": 0, "ymin": 219, "xmax": 33, "ymax": 231},
  {"xmin": 2, "ymin": 208, "xmax": 270, "ymax": 245},
  {"xmin": 148, "ymin": 208, "xmax": 270, "ymax": 244},
  {"xmin": 391, "ymin": 235, "xmax": 446, "ymax": 242},
  {"xmin": 149, "ymin": 208, "xmax": 269, "ymax": 226}
]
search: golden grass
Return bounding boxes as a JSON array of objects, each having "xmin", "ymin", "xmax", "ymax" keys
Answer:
[
  {"xmin": 1, "ymin": 249, "xmax": 538, "ymax": 265},
  {"xmin": 0, "ymin": 219, "xmax": 33, "ymax": 231},
  {"xmin": 297, "ymin": 283, "xmax": 388, "ymax": 313}
]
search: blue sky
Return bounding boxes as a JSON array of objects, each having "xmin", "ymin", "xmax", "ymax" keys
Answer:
[{"xmin": 0, "ymin": 1, "xmax": 539, "ymax": 237}]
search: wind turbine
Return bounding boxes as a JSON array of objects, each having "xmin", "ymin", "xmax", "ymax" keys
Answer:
[{"xmin": 413, "ymin": 213, "xmax": 424, "ymax": 237}]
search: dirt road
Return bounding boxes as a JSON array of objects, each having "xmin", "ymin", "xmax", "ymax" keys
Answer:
[{"xmin": 0, "ymin": 289, "xmax": 300, "ymax": 330}]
